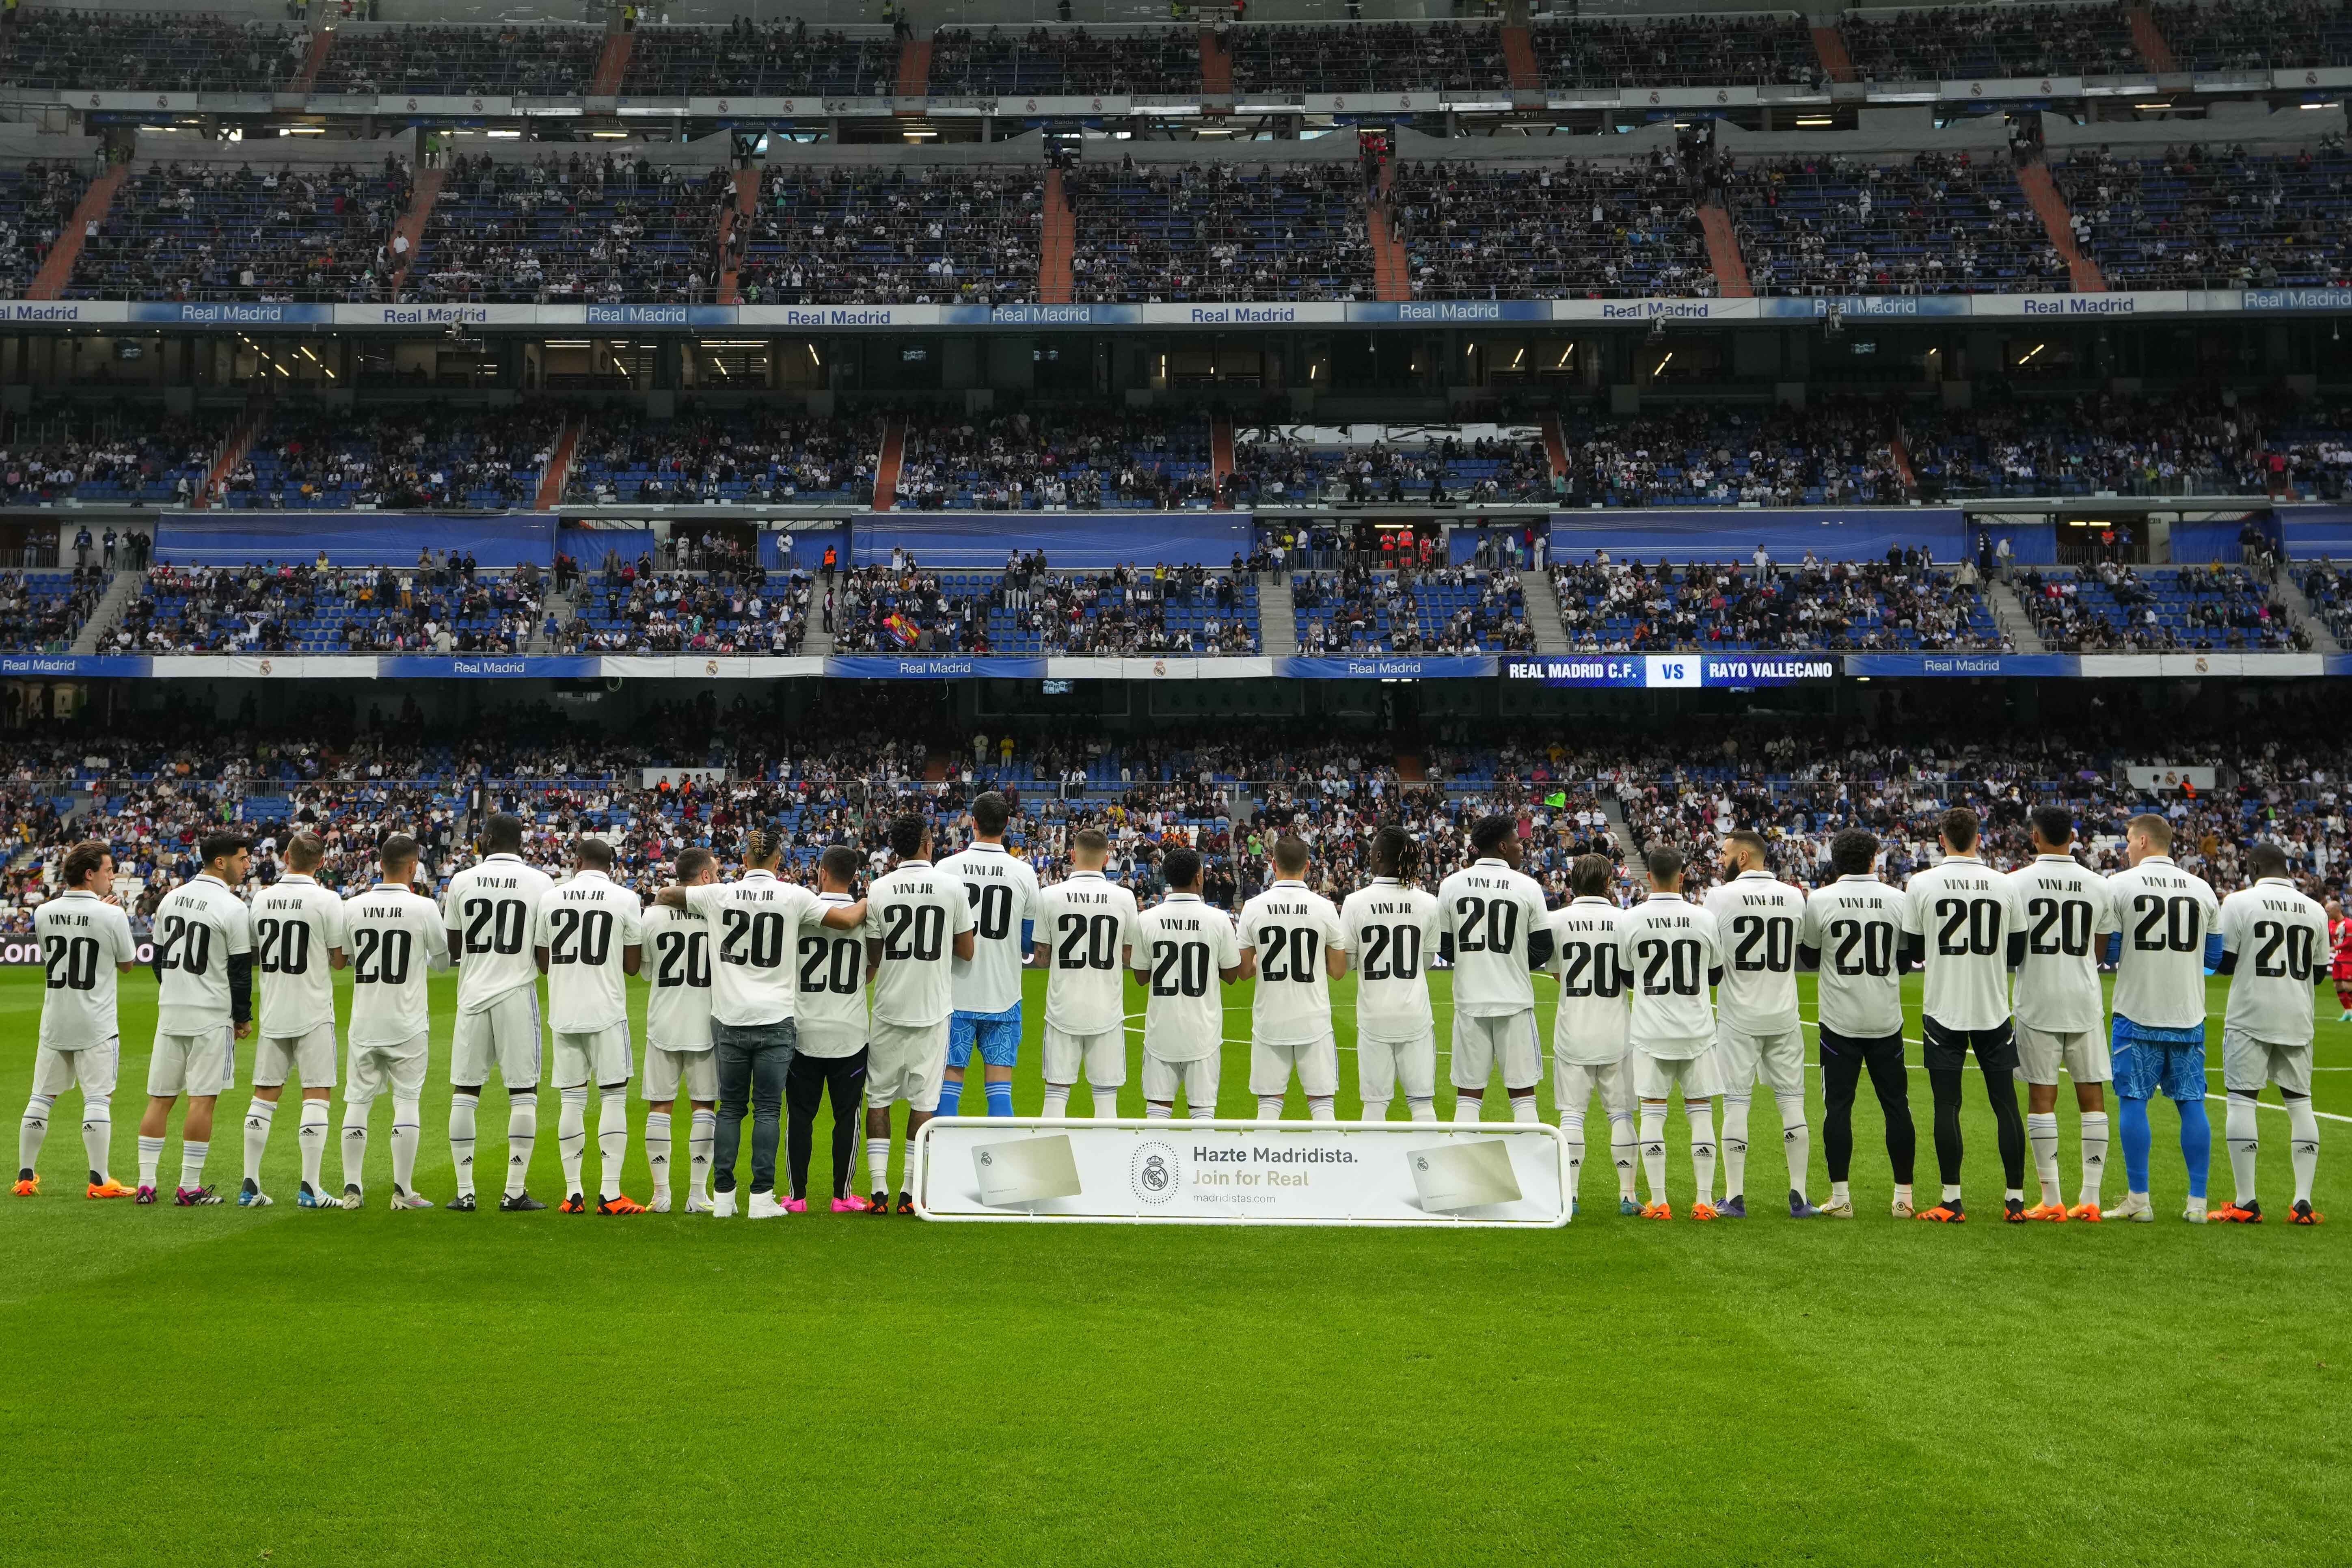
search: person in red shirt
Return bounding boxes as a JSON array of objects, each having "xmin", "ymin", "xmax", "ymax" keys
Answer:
[{"xmin": 2328, "ymin": 899, "xmax": 2352, "ymax": 1021}]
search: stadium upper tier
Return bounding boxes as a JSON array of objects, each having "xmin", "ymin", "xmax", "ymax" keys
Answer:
[{"xmin": 12, "ymin": 6, "xmax": 2352, "ymax": 103}]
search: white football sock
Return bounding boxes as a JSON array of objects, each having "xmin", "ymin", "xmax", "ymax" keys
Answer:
[
  {"xmin": 1638, "ymin": 1104, "xmax": 1667, "ymax": 1202},
  {"xmin": 137, "ymin": 1134, "xmax": 164, "ymax": 1189},
  {"xmin": 447, "ymin": 1095, "xmax": 478, "ymax": 1198},
  {"xmin": 242, "ymin": 1097, "xmax": 277, "ymax": 1187},
  {"xmin": 1452, "ymin": 1096, "xmax": 1481, "ymax": 1124},
  {"xmin": 1895, "ymin": 1183, "xmax": 1914, "ymax": 1208},
  {"xmin": 1687, "ymin": 1105, "xmax": 1716, "ymax": 1206},
  {"xmin": 1562, "ymin": 1110, "xmax": 1586, "ymax": 1197},
  {"xmin": 1777, "ymin": 1093, "xmax": 1810, "ymax": 1202},
  {"xmin": 19, "ymin": 1093, "xmax": 52, "ymax": 1175},
  {"xmin": 505, "ymin": 1096, "xmax": 537, "ymax": 1197},
  {"xmin": 866, "ymin": 1136, "xmax": 891, "ymax": 1195},
  {"xmin": 1187, "ymin": 1101, "xmax": 1216, "ymax": 1122},
  {"xmin": 179, "ymin": 1139, "xmax": 209, "ymax": 1192},
  {"xmin": 2225, "ymin": 1095, "xmax": 2259, "ymax": 1207},
  {"xmin": 1307, "ymin": 1095, "xmax": 1335, "ymax": 1122},
  {"xmin": 1719, "ymin": 1094, "xmax": 1748, "ymax": 1200},
  {"xmin": 298, "ymin": 1099, "xmax": 329, "ymax": 1194},
  {"xmin": 1091, "ymin": 1084, "xmax": 1121, "ymax": 1119},
  {"xmin": 596, "ymin": 1091, "xmax": 629, "ymax": 1199},
  {"xmin": 1146, "ymin": 1102, "xmax": 1173, "ymax": 1120},
  {"xmin": 1831, "ymin": 1179, "xmax": 1851, "ymax": 1204},
  {"xmin": 390, "ymin": 1099, "xmax": 421, "ymax": 1194},
  {"xmin": 557, "ymin": 1087, "xmax": 590, "ymax": 1199},
  {"xmin": 1408, "ymin": 1096, "xmax": 1438, "ymax": 1123},
  {"xmin": 2027, "ymin": 1111, "xmax": 2062, "ymax": 1205},
  {"xmin": 1609, "ymin": 1113, "xmax": 1637, "ymax": 1199},
  {"xmin": 340, "ymin": 1105, "xmax": 370, "ymax": 1193},
  {"xmin": 81, "ymin": 1097, "xmax": 112, "ymax": 1184},
  {"xmin": 2288, "ymin": 1097, "xmax": 2320, "ymax": 1205},
  {"xmin": 644, "ymin": 1110, "xmax": 673, "ymax": 1201},
  {"xmin": 1509, "ymin": 1094, "xmax": 1540, "ymax": 1124},
  {"xmin": 688, "ymin": 1108, "xmax": 715, "ymax": 1197},
  {"xmin": 2078, "ymin": 1111, "xmax": 2109, "ymax": 1205},
  {"xmin": 1041, "ymin": 1084, "xmax": 1071, "ymax": 1119},
  {"xmin": 1942, "ymin": 1184, "xmax": 1963, "ymax": 1203},
  {"xmin": 1256, "ymin": 1096, "xmax": 1285, "ymax": 1120},
  {"xmin": 1360, "ymin": 1097, "xmax": 1390, "ymax": 1124}
]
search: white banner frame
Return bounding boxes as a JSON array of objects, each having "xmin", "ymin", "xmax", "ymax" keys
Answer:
[{"xmin": 913, "ymin": 1117, "xmax": 1571, "ymax": 1229}]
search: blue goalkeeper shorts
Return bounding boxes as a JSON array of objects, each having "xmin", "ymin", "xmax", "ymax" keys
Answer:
[
  {"xmin": 2110, "ymin": 1017, "xmax": 2206, "ymax": 1103},
  {"xmin": 948, "ymin": 1004, "xmax": 1022, "ymax": 1069}
]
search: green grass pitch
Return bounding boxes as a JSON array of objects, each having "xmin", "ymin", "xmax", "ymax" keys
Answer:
[{"xmin": 3, "ymin": 963, "xmax": 2348, "ymax": 1567}]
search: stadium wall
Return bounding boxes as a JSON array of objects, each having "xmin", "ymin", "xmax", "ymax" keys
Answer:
[{"xmin": 155, "ymin": 514, "xmax": 558, "ymax": 568}]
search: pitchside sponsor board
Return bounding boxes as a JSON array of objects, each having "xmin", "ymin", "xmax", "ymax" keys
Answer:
[{"xmin": 914, "ymin": 1119, "xmax": 1570, "ymax": 1227}]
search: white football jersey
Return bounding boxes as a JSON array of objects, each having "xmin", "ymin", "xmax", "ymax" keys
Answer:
[
  {"xmin": 252, "ymin": 875, "xmax": 345, "ymax": 1039},
  {"xmin": 1547, "ymin": 897, "xmax": 1631, "ymax": 1066},
  {"xmin": 2107, "ymin": 857, "xmax": 2221, "ymax": 1030},
  {"xmin": 1133, "ymin": 894, "xmax": 1242, "ymax": 1063},
  {"xmin": 345, "ymin": 883, "xmax": 451, "ymax": 1047},
  {"xmin": 684, "ymin": 871, "xmax": 825, "ymax": 1027},
  {"xmin": 442, "ymin": 853, "xmax": 554, "ymax": 1014},
  {"xmin": 1036, "ymin": 871, "xmax": 1140, "ymax": 1035},
  {"xmin": 864, "ymin": 860, "xmax": 976, "ymax": 1029},
  {"xmin": 1904, "ymin": 856, "xmax": 2025, "ymax": 1032},
  {"xmin": 1240, "ymin": 879, "xmax": 1348, "ymax": 1047},
  {"xmin": 1616, "ymin": 894, "xmax": 1719, "ymax": 1056},
  {"xmin": 794, "ymin": 892, "xmax": 869, "ymax": 1042},
  {"xmin": 1801, "ymin": 876, "xmax": 1912, "ymax": 1039},
  {"xmin": 1702, "ymin": 869, "xmax": 1806, "ymax": 1035},
  {"xmin": 153, "ymin": 874, "xmax": 252, "ymax": 1035},
  {"xmin": 1341, "ymin": 879, "xmax": 1439, "ymax": 1044},
  {"xmin": 2007, "ymin": 855, "xmax": 2117, "ymax": 1032},
  {"xmin": 34, "ymin": 890, "xmax": 136, "ymax": 1051},
  {"xmin": 1434, "ymin": 858, "xmax": 1551, "ymax": 1017},
  {"xmin": 641, "ymin": 902, "xmax": 714, "ymax": 1052},
  {"xmin": 2220, "ymin": 878, "xmax": 2329, "ymax": 1047},
  {"xmin": 532, "ymin": 869, "xmax": 644, "ymax": 1034},
  {"xmin": 938, "ymin": 841, "xmax": 1039, "ymax": 1016}
]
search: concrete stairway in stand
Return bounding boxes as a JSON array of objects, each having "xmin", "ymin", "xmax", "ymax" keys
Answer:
[
  {"xmin": 1520, "ymin": 572, "xmax": 1572, "ymax": 652},
  {"xmin": 28, "ymin": 163, "xmax": 127, "ymax": 300},
  {"xmin": 71, "ymin": 570, "xmax": 146, "ymax": 655},
  {"xmin": 2016, "ymin": 160, "xmax": 2105, "ymax": 293},
  {"xmin": 1258, "ymin": 574, "xmax": 1298, "ymax": 656}
]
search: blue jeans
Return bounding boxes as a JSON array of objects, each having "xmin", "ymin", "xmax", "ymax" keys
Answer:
[{"xmin": 712, "ymin": 1020, "xmax": 797, "ymax": 1194}]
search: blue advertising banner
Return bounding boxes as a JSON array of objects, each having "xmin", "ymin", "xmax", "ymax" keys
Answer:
[
  {"xmin": 1756, "ymin": 296, "xmax": 1975, "ymax": 320},
  {"xmin": 1843, "ymin": 652, "xmax": 2081, "ymax": 678},
  {"xmin": 1282, "ymin": 655, "xmax": 1499, "ymax": 680},
  {"xmin": 1503, "ymin": 653, "xmax": 1837, "ymax": 687},
  {"xmin": 583, "ymin": 304, "xmax": 740, "ymax": 328},
  {"xmin": 1346, "ymin": 300, "xmax": 1554, "ymax": 324},
  {"xmin": 125, "ymin": 301, "xmax": 335, "ymax": 326},
  {"xmin": 824, "ymin": 656, "xmax": 1050, "ymax": 680},
  {"xmin": 377, "ymin": 655, "xmax": 604, "ymax": 679},
  {"xmin": 0, "ymin": 654, "xmax": 151, "ymax": 678}
]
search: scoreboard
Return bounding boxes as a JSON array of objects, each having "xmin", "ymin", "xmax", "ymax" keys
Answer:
[{"xmin": 1503, "ymin": 654, "xmax": 1839, "ymax": 689}]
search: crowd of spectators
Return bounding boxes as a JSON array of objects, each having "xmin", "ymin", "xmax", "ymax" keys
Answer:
[
  {"xmin": 892, "ymin": 411, "xmax": 1214, "ymax": 511},
  {"xmin": 69, "ymin": 158, "xmax": 412, "ymax": 304},
  {"xmin": 1293, "ymin": 563, "xmax": 1535, "ymax": 654},
  {"xmin": 2151, "ymin": 0, "xmax": 2352, "ymax": 72},
  {"xmin": 832, "ymin": 556, "xmax": 1260, "ymax": 657},
  {"xmin": 2055, "ymin": 142, "xmax": 2352, "ymax": 292},
  {"xmin": 2017, "ymin": 560, "xmax": 2308, "ymax": 652},
  {"xmin": 1726, "ymin": 151, "xmax": 2064, "ymax": 296},
  {"xmin": 1231, "ymin": 425, "xmax": 1555, "ymax": 507},
  {"xmin": 0, "ymin": 161, "xmax": 90, "ymax": 300},
  {"xmin": 1559, "ymin": 404, "xmax": 1908, "ymax": 507},
  {"xmin": 1227, "ymin": 20, "xmax": 1508, "ymax": 95},
  {"xmin": 622, "ymin": 20, "xmax": 899, "ymax": 97},
  {"xmin": 1838, "ymin": 2, "xmax": 2143, "ymax": 81},
  {"xmin": 1549, "ymin": 549, "xmax": 2003, "ymax": 652},
  {"xmin": 0, "ymin": 567, "xmax": 106, "ymax": 653},
  {"xmin": 1391, "ymin": 157, "xmax": 1717, "ymax": 300},
  {"xmin": 1900, "ymin": 394, "xmax": 2299, "ymax": 499},
  {"xmin": 1533, "ymin": 13, "xmax": 1822, "ymax": 89},
  {"xmin": 0, "ymin": 406, "xmax": 223, "ymax": 506},
  {"xmin": 409, "ymin": 152, "xmax": 728, "ymax": 305},
  {"xmin": 1067, "ymin": 161, "xmax": 1372, "ymax": 303},
  {"xmin": 564, "ymin": 409, "xmax": 882, "ymax": 506},
  {"xmin": 1, "ymin": 9, "xmax": 304, "ymax": 93},
  {"xmin": 929, "ymin": 26, "xmax": 1198, "ymax": 95},
  {"xmin": 311, "ymin": 22, "xmax": 601, "ymax": 97},
  {"xmin": 217, "ymin": 405, "xmax": 559, "ymax": 511},
  {"xmin": 108, "ymin": 555, "xmax": 544, "ymax": 655},
  {"xmin": 734, "ymin": 164, "xmax": 1039, "ymax": 307},
  {"xmin": 560, "ymin": 561, "xmax": 814, "ymax": 657}
]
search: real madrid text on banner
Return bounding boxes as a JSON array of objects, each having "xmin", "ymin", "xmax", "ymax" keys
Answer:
[{"xmin": 912, "ymin": 1118, "xmax": 1570, "ymax": 1228}]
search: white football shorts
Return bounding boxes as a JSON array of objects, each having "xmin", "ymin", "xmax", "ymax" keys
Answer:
[
  {"xmin": 32, "ymin": 1039, "xmax": 118, "ymax": 1100},
  {"xmin": 867, "ymin": 1018, "xmax": 951, "ymax": 1113},
  {"xmin": 1712, "ymin": 1023, "xmax": 1808, "ymax": 1098},
  {"xmin": 2222, "ymin": 1027, "xmax": 2313, "ymax": 1098},
  {"xmin": 1250, "ymin": 1033, "xmax": 1338, "ymax": 1098},
  {"xmin": 1451, "ymin": 1009, "xmax": 1543, "ymax": 1092},
  {"xmin": 253, "ymin": 1024, "xmax": 338, "ymax": 1090},
  {"xmin": 1042, "ymin": 1023, "xmax": 1127, "ymax": 1089},
  {"xmin": 147, "ymin": 1025, "xmax": 235, "ymax": 1098},
  {"xmin": 348, "ymin": 1034, "xmax": 429, "ymax": 1106},
  {"xmin": 451, "ymin": 988, "xmax": 543, "ymax": 1090},
  {"xmin": 643, "ymin": 1043, "xmax": 717, "ymax": 1104},
  {"xmin": 1142, "ymin": 1052, "xmax": 1220, "ymax": 1112},
  {"xmin": 1358, "ymin": 1027, "xmax": 1436, "ymax": 1104},
  {"xmin": 2016, "ymin": 1024, "xmax": 2113, "ymax": 1087},
  {"xmin": 1633, "ymin": 1045, "xmax": 1724, "ymax": 1102},
  {"xmin": 552, "ymin": 1025, "xmax": 634, "ymax": 1090}
]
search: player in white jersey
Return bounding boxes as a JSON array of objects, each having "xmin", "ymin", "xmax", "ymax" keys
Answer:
[
  {"xmin": 244, "ymin": 832, "xmax": 346, "ymax": 1209},
  {"xmin": 2104, "ymin": 812, "xmax": 2225, "ymax": 1222},
  {"xmin": 654, "ymin": 823, "xmax": 865, "ymax": 1217},
  {"xmin": 1797, "ymin": 829, "xmax": 1919, "ymax": 1219},
  {"xmin": 532, "ymin": 838, "xmax": 646, "ymax": 1215},
  {"xmin": 1702, "ymin": 830, "xmax": 1818, "ymax": 1219},
  {"xmin": 791, "ymin": 847, "xmax": 874, "ymax": 1213},
  {"xmin": 1033, "ymin": 828, "xmax": 1141, "ymax": 1120},
  {"xmin": 15, "ymin": 841, "xmax": 139, "ymax": 1200},
  {"xmin": 1902, "ymin": 806, "xmax": 2030, "ymax": 1224},
  {"xmin": 1546, "ymin": 853, "xmax": 1638, "ymax": 1215},
  {"xmin": 1133, "ymin": 848, "xmax": 1244, "ymax": 1120},
  {"xmin": 1616, "ymin": 846, "xmax": 1724, "ymax": 1220},
  {"xmin": 1340, "ymin": 827, "xmax": 1441, "ymax": 1124},
  {"xmin": 1434, "ymin": 816, "xmax": 1554, "ymax": 1125},
  {"xmin": 640, "ymin": 847, "xmax": 718, "ymax": 1214},
  {"xmin": 2212, "ymin": 842, "xmax": 2329, "ymax": 1225},
  {"xmin": 1237, "ymin": 836, "xmax": 1349, "ymax": 1121},
  {"xmin": 863, "ymin": 814, "xmax": 978, "ymax": 1214},
  {"xmin": 440, "ymin": 814, "xmax": 556, "ymax": 1212},
  {"xmin": 138, "ymin": 832, "xmax": 253, "ymax": 1206},
  {"xmin": 936, "ymin": 790, "xmax": 1038, "ymax": 1120},
  {"xmin": 339, "ymin": 835, "xmax": 451, "ymax": 1209},
  {"xmin": 2006, "ymin": 806, "xmax": 2120, "ymax": 1222}
]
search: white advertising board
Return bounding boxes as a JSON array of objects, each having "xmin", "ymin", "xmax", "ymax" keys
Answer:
[{"xmin": 914, "ymin": 1118, "xmax": 1569, "ymax": 1227}]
